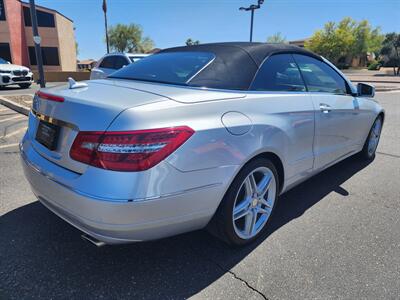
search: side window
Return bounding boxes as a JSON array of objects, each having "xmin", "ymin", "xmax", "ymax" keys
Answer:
[
  {"xmin": 99, "ymin": 56, "xmax": 116, "ymax": 69},
  {"xmin": 250, "ymin": 54, "xmax": 306, "ymax": 92},
  {"xmin": 114, "ymin": 56, "xmax": 129, "ymax": 69},
  {"xmin": 293, "ymin": 54, "xmax": 348, "ymax": 95}
]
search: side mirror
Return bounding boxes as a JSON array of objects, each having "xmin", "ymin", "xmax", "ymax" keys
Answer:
[{"xmin": 357, "ymin": 83, "xmax": 375, "ymax": 98}]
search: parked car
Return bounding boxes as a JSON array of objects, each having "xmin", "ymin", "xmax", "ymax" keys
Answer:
[
  {"xmin": 0, "ymin": 57, "xmax": 33, "ymax": 89},
  {"xmin": 21, "ymin": 43, "xmax": 383, "ymax": 246},
  {"xmin": 90, "ymin": 53, "xmax": 149, "ymax": 80}
]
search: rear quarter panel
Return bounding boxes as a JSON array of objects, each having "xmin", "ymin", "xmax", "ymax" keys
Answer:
[{"xmin": 108, "ymin": 92, "xmax": 315, "ymax": 192}]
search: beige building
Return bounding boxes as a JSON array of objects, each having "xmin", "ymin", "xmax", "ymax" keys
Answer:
[
  {"xmin": 288, "ymin": 39, "xmax": 309, "ymax": 48},
  {"xmin": 77, "ymin": 59, "xmax": 97, "ymax": 71},
  {"xmin": 0, "ymin": 0, "xmax": 76, "ymax": 71}
]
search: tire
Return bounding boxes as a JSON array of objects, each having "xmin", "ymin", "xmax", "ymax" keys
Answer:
[
  {"xmin": 360, "ymin": 116, "xmax": 383, "ymax": 160},
  {"xmin": 18, "ymin": 83, "xmax": 31, "ymax": 89},
  {"xmin": 209, "ymin": 157, "xmax": 279, "ymax": 246}
]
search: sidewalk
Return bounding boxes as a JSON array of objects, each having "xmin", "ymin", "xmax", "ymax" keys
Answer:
[
  {"xmin": 343, "ymin": 69, "xmax": 400, "ymax": 91},
  {"xmin": 0, "ymin": 95, "xmax": 32, "ymax": 116}
]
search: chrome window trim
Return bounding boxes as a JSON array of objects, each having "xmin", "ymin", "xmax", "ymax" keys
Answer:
[{"xmin": 186, "ymin": 55, "xmax": 216, "ymax": 84}]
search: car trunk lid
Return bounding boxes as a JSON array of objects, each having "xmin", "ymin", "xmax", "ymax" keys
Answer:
[
  {"xmin": 104, "ymin": 78, "xmax": 246, "ymax": 103},
  {"xmin": 29, "ymin": 81, "xmax": 169, "ymax": 174}
]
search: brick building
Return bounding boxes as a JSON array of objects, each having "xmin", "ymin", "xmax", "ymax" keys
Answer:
[{"xmin": 0, "ymin": 0, "xmax": 76, "ymax": 71}]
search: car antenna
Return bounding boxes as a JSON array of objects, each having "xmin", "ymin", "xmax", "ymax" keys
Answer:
[{"xmin": 68, "ymin": 77, "xmax": 88, "ymax": 89}]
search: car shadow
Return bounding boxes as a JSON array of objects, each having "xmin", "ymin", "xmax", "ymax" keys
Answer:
[{"xmin": 0, "ymin": 156, "xmax": 372, "ymax": 299}]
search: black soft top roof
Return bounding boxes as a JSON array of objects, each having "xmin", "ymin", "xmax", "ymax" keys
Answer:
[{"xmin": 160, "ymin": 42, "xmax": 321, "ymax": 90}]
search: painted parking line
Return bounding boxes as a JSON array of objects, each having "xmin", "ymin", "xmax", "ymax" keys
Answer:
[
  {"xmin": 0, "ymin": 108, "xmax": 9, "ymax": 112},
  {"xmin": 3, "ymin": 127, "xmax": 27, "ymax": 138},
  {"xmin": 0, "ymin": 115, "xmax": 24, "ymax": 123},
  {"xmin": 0, "ymin": 143, "xmax": 19, "ymax": 149}
]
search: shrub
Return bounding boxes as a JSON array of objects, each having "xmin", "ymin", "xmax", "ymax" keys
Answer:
[{"xmin": 368, "ymin": 61, "xmax": 381, "ymax": 70}]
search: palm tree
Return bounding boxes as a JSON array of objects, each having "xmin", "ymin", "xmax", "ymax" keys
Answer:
[{"xmin": 108, "ymin": 23, "xmax": 154, "ymax": 53}]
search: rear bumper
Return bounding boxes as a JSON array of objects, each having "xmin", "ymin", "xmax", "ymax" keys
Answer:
[{"xmin": 20, "ymin": 137, "xmax": 233, "ymax": 244}]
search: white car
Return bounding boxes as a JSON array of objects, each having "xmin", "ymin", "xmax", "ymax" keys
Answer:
[
  {"xmin": 0, "ymin": 58, "xmax": 33, "ymax": 89},
  {"xmin": 90, "ymin": 53, "xmax": 149, "ymax": 80}
]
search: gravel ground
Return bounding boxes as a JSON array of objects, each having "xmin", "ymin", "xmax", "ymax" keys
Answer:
[{"xmin": 1, "ymin": 95, "xmax": 33, "ymax": 108}]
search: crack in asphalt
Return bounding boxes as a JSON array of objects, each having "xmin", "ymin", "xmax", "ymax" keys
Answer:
[
  {"xmin": 226, "ymin": 269, "xmax": 268, "ymax": 300},
  {"xmin": 377, "ymin": 151, "xmax": 400, "ymax": 159},
  {"xmin": 188, "ymin": 244, "xmax": 268, "ymax": 299}
]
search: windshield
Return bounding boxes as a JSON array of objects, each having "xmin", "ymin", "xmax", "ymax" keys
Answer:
[
  {"xmin": 109, "ymin": 52, "xmax": 215, "ymax": 85},
  {"xmin": 0, "ymin": 58, "xmax": 9, "ymax": 64}
]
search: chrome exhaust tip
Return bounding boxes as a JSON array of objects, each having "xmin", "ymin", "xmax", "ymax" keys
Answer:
[{"xmin": 81, "ymin": 234, "xmax": 106, "ymax": 247}]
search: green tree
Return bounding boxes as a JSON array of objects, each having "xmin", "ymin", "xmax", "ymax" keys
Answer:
[
  {"xmin": 305, "ymin": 17, "xmax": 383, "ymax": 66},
  {"xmin": 380, "ymin": 32, "xmax": 400, "ymax": 75},
  {"xmin": 266, "ymin": 32, "xmax": 287, "ymax": 43},
  {"xmin": 108, "ymin": 23, "xmax": 154, "ymax": 53},
  {"xmin": 186, "ymin": 38, "xmax": 200, "ymax": 46},
  {"xmin": 351, "ymin": 20, "xmax": 384, "ymax": 65},
  {"xmin": 305, "ymin": 19, "xmax": 354, "ymax": 64}
]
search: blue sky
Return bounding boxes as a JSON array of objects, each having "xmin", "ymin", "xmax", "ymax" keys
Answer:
[{"xmin": 34, "ymin": 0, "xmax": 400, "ymax": 60}]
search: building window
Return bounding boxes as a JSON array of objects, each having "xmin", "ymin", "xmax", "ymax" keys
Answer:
[
  {"xmin": 0, "ymin": 43, "xmax": 12, "ymax": 62},
  {"xmin": 0, "ymin": 0, "xmax": 6, "ymax": 21},
  {"xmin": 28, "ymin": 47, "xmax": 60, "ymax": 66},
  {"xmin": 23, "ymin": 6, "xmax": 55, "ymax": 27}
]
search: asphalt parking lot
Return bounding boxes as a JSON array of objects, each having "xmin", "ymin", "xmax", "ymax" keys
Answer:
[{"xmin": 0, "ymin": 91, "xmax": 399, "ymax": 299}]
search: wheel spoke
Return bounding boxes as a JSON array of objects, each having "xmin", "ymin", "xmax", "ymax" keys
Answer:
[
  {"xmin": 233, "ymin": 198, "xmax": 251, "ymax": 220},
  {"xmin": 244, "ymin": 174, "xmax": 257, "ymax": 197},
  {"xmin": 258, "ymin": 206, "xmax": 272, "ymax": 216},
  {"xmin": 250, "ymin": 210, "xmax": 257, "ymax": 235},
  {"xmin": 259, "ymin": 197, "xmax": 272, "ymax": 208},
  {"xmin": 257, "ymin": 173, "xmax": 271, "ymax": 198},
  {"xmin": 244, "ymin": 210, "xmax": 257, "ymax": 236}
]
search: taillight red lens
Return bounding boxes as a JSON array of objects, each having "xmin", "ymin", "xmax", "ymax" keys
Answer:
[
  {"xmin": 36, "ymin": 91, "xmax": 64, "ymax": 102},
  {"xmin": 70, "ymin": 126, "xmax": 194, "ymax": 171}
]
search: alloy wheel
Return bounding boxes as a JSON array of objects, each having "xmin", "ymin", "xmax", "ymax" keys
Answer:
[
  {"xmin": 232, "ymin": 166, "xmax": 276, "ymax": 240},
  {"xmin": 368, "ymin": 118, "xmax": 382, "ymax": 156}
]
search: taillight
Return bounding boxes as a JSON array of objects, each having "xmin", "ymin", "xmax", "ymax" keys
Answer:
[
  {"xmin": 70, "ymin": 126, "xmax": 194, "ymax": 171},
  {"xmin": 36, "ymin": 91, "xmax": 64, "ymax": 102}
]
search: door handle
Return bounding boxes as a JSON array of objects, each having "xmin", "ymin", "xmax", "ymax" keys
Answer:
[{"xmin": 319, "ymin": 103, "xmax": 332, "ymax": 113}]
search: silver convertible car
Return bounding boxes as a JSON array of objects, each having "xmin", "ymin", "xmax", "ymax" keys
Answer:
[{"xmin": 21, "ymin": 43, "xmax": 384, "ymax": 246}]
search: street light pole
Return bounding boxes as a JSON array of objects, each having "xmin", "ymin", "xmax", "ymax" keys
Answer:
[
  {"xmin": 103, "ymin": 0, "xmax": 109, "ymax": 53},
  {"xmin": 250, "ymin": 9, "xmax": 254, "ymax": 42},
  {"xmin": 29, "ymin": 0, "xmax": 45, "ymax": 88},
  {"xmin": 240, "ymin": 0, "xmax": 264, "ymax": 42}
]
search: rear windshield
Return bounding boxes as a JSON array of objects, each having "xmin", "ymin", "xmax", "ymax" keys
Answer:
[{"xmin": 109, "ymin": 52, "xmax": 215, "ymax": 86}]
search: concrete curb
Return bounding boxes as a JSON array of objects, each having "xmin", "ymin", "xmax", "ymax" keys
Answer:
[
  {"xmin": 375, "ymin": 87, "xmax": 400, "ymax": 92},
  {"xmin": 350, "ymin": 79, "xmax": 400, "ymax": 85},
  {"xmin": 0, "ymin": 96, "xmax": 30, "ymax": 116}
]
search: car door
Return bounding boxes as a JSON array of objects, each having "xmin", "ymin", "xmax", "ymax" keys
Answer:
[
  {"xmin": 250, "ymin": 54, "xmax": 315, "ymax": 186},
  {"xmin": 293, "ymin": 54, "xmax": 363, "ymax": 170}
]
